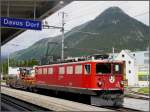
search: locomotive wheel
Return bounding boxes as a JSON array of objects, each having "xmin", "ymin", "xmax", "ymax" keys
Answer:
[
  {"xmin": 113, "ymin": 97, "xmax": 123, "ymax": 107},
  {"xmin": 114, "ymin": 101, "xmax": 123, "ymax": 107},
  {"xmin": 32, "ymin": 87, "xmax": 38, "ymax": 93},
  {"xmin": 27, "ymin": 87, "xmax": 33, "ymax": 92},
  {"xmin": 91, "ymin": 94, "xmax": 123, "ymax": 107}
]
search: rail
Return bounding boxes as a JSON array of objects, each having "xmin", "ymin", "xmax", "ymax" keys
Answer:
[
  {"xmin": 1, "ymin": 94, "xmax": 49, "ymax": 111},
  {"xmin": 1, "ymin": 84, "xmax": 149, "ymax": 111},
  {"xmin": 125, "ymin": 88, "xmax": 149, "ymax": 100}
]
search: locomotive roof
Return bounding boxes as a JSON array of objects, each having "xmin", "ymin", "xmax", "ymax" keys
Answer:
[{"xmin": 36, "ymin": 59, "xmax": 124, "ymax": 68}]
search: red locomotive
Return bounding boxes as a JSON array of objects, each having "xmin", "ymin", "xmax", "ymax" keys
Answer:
[{"xmin": 7, "ymin": 54, "xmax": 126, "ymax": 106}]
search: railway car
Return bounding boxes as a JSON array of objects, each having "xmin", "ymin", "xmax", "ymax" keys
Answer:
[
  {"xmin": 33, "ymin": 56, "xmax": 126, "ymax": 106},
  {"xmin": 6, "ymin": 67, "xmax": 35, "ymax": 90}
]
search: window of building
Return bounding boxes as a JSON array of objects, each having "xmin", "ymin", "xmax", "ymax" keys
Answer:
[
  {"xmin": 138, "ymin": 66, "xmax": 149, "ymax": 71},
  {"xmin": 144, "ymin": 52, "xmax": 149, "ymax": 57},
  {"xmin": 75, "ymin": 65, "xmax": 82, "ymax": 74},
  {"xmin": 48, "ymin": 67, "xmax": 53, "ymax": 74},
  {"xmin": 129, "ymin": 70, "xmax": 131, "ymax": 73},
  {"xmin": 128, "ymin": 61, "xmax": 131, "ymax": 64},
  {"xmin": 122, "ymin": 54, "xmax": 125, "ymax": 57},
  {"xmin": 38, "ymin": 68, "xmax": 42, "ymax": 74},
  {"xmin": 43, "ymin": 68, "xmax": 47, "ymax": 74},
  {"xmin": 144, "ymin": 59, "xmax": 149, "ymax": 64},
  {"xmin": 138, "ymin": 75, "xmax": 149, "ymax": 81},
  {"xmin": 67, "ymin": 66, "xmax": 73, "ymax": 74},
  {"xmin": 59, "ymin": 67, "xmax": 65, "ymax": 74},
  {"xmin": 84, "ymin": 64, "xmax": 91, "ymax": 75},
  {"xmin": 96, "ymin": 63, "xmax": 111, "ymax": 74}
]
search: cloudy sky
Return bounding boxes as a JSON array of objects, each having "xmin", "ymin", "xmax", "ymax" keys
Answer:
[{"xmin": 1, "ymin": 1, "xmax": 149, "ymax": 56}]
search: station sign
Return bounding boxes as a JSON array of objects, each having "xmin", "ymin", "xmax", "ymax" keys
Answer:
[{"xmin": 0, "ymin": 17, "xmax": 42, "ymax": 30}]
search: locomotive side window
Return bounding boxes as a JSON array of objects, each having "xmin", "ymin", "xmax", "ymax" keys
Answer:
[
  {"xmin": 59, "ymin": 67, "xmax": 65, "ymax": 74},
  {"xmin": 38, "ymin": 68, "xmax": 42, "ymax": 74},
  {"xmin": 75, "ymin": 65, "xmax": 82, "ymax": 74},
  {"xmin": 96, "ymin": 63, "xmax": 111, "ymax": 74},
  {"xmin": 48, "ymin": 67, "xmax": 53, "ymax": 74},
  {"xmin": 43, "ymin": 68, "xmax": 47, "ymax": 74},
  {"xmin": 114, "ymin": 64, "xmax": 122, "ymax": 74},
  {"xmin": 84, "ymin": 64, "xmax": 91, "ymax": 75},
  {"xmin": 67, "ymin": 66, "xmax": 73, "ymax": 74}
]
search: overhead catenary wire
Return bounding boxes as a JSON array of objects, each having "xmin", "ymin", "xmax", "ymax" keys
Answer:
[
  {"xmin": 41, "ymin": 7, "xmax": 149, "ymax": 58},
  {"xmin": 42, "ymin": 4, "xmax": 149, "ymax": 37},
  {"xmin": 65, "ymin": 1, "xmax": 128, "ymax": 23},
  {"xmin": 42, "ymin": 10, "xmax": 149, "ymax": 43},
  {"xmin": 64, "ymin": 29, "xmax": 100, "ymax": 35},
  {"xmin": 133, "ymin": 11, "xmax": 149, "ymax": 17},
  {"xmin": 66, "ymin": 11, "xmax": 149, "ymax": 35}
]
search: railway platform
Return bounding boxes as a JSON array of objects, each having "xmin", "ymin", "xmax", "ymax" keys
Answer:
[{"xmin": 1, "ymin": 86, "xmax": 112, "ymax": 111}]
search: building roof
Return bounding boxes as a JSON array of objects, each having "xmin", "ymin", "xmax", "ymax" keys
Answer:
[{"xmin": 1, "ymin": 0, "xmax": 71, "ymax": 45}]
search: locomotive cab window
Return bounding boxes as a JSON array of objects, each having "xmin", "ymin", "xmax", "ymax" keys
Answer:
[
  {"xmin": 96, "ymin": 63, "xmax": 111, "ymax": 74},
  {"xmin": 113, "ymin": 64, "xmax": 122, "ymax": 74},
  {"xmin": 84, "ymin": 64, "xmax": 91, "ymax": 75}
]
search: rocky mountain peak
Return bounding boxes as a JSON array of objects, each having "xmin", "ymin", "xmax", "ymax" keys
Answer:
[
  {"xmin": 94, "ymin": 6, "xmax": 129, "ymax": 24},
  {"xmin": 103, "ymin": 7, "xmax": 124, "ymax": 13}
]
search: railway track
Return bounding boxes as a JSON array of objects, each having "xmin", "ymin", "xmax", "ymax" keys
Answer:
[
  {"xmin": 1, "ymin": 85, "xmax": 148, "ymax": 111},
  {"xmin": 129, "ymin": 88, "xmax": 149, "ymax": 96},
  {"xmin": 1, "ymin": 94, "xmax": 50, "ymax": 111},
  {"xmin": 104, "ymin": 106, "xmax": 142, "ymax": 112},
  {"xmin": 125, "ymin": 89, "xmax": 149, "ymax": 100},
  {"xmin": 2, "ymin": 84, "xmax": 149, "ymax": 100},
  {"xmin": 1, "ymin": 86, "xmax": 112, "ymax": 111},
  {"xmin": 31, "ymin": 87, "xmax": 149, "ymax": 112}
]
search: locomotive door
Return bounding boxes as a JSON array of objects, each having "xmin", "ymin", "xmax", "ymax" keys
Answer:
[
  {"xmin": 72, "ymin": 64, "xmax": 83, "ymax": 87},
  {"xmin": 82, "ymin": 63, "xmax": 91, "ymax": 88}
]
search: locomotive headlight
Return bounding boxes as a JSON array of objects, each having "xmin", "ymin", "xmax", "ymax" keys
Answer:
[{"xmin": 97, "ymin": 81, "xmax": 103, "ymax": 87}]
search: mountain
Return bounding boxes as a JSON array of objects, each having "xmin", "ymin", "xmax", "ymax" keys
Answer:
[{"xmin": 11, "ymin": 7, "xmax": 149, "ymax": 60}]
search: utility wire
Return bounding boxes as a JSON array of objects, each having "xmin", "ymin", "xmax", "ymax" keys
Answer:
[
  {"xmin": 64, "ymin": 29, "xmax": 100, "ymax": 35},
  {"xmin": 65, "ymin": 2, "xmax": 128, "ymax": 23},
  {"xmin": 43, "ymin": 10, "xmax": 149, "ymax": 38},
  {"xmin": 133, "ymin": 11, "xmax": 149, "ymax": 17}
]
